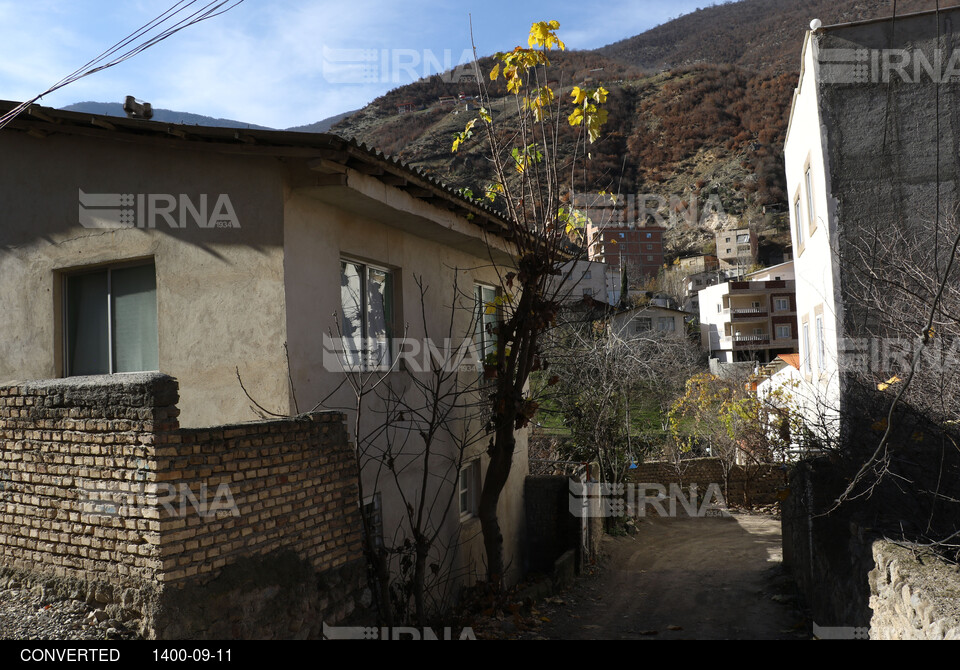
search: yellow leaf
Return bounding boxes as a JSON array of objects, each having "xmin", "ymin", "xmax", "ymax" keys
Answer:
[
  {"xmin": 489, "ymin": 63, "xmax": 500, "ymax": 81},
  {"xmin": 479, "ymin": 107, "xmax": 492, "ymax": 123},
  {"xmin": 877, "ymin": 375, "xmax": 901, "ymax": 391},
  {"xmin": 570, "ymin": 86, "xmax": 586, "ymax": 105},
  {"xmin": 871, "ymin": 418, "xmax": 888, "ymax": 431}
]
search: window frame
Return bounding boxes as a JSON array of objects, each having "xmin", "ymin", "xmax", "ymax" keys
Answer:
[
  {"xmin": 474, "ymin": 283, "xmax": 498, "ymax": 369},
  {"xmin": 805, "ymin": 165, "xmax": 817, "ymax": 235},
  {"xmin": 776, "ymin": 324, "xmax": 792, "ymax": 339},
  {"xmin": 816, "ymin": 314, "xmax": 826, "ymax": 370},
  {"xmin": 774, "ymin": 298, "xmax": 790, "ymax": 312},
  {"xmin": 459, "ymin": 459, "xmax": 481, "ymax": 520},
  {"xmin": 362, "ymin": 493, "xmax": 384, "ymax": 550},
  {"xmin": 62, "ymin": 259, "xmax": 159, "ymax": 377},
  {"xmin": 794, "ymin": 196, "xmax": 804, "ymax": 253},
  {"xmin": 339, "ymin": 259, "xmax": 396, "ymax": 372}
]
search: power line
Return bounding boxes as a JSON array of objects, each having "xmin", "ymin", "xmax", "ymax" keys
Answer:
[{"xmin": 0, "ymin": 0, "xmax": 245, "ymax": 130}]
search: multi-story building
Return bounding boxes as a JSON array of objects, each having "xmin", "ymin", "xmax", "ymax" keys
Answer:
[
  {"xmin": 586, "ymin": 223, "xmax": 667, "ymax": 285},
  {"xmin": 553, "ymin": 259, "xmax": 622, "ymax": 306},
  {"xmin": 699, "ymin": 261, "xmax": 798, "ymax": 364},
  {"xmin": 715, "ymin": 226, "xmax": 758, "ymax": 270}
]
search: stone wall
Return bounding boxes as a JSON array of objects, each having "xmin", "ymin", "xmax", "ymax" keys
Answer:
[
  {"xmin": 869, "ymin": 541, "xmax": 960, "ymax": 640},
  {"xmin": 629, "ymin": 457, "xmax": 786, "ymax": 507},
  {"xmin": 0, "ymin": 373, "xmax": 368, "ymax": 639},
  {"xmin": 783, "ymin": 460, "xmax": 960, "ymax": 639}
]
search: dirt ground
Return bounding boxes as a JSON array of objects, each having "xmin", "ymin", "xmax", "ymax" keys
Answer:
[{"xmin": 532, "ymin": 512, "xmax": 810, "ymax": 640}]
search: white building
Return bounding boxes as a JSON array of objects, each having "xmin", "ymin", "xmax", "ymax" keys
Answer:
[{"xmin": 699, "ymin": 261, "xmax": 798, "ymax": 365}]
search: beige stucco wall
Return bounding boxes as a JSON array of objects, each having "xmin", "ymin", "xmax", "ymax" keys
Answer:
[
  {"xmin": 281, "ymin": 168, "xmax": 528, "ymax": 587},
  {"xmin": 0, "ymin": 123, "xmax": 530, "ymax": 591},
  {"xmin": 0, "ymin": 129, "xmax": 290, "ymax": 426}
]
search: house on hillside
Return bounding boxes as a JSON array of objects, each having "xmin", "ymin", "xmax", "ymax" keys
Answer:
[
  {"xmin": 0, "ymin": 100, "xmax": 529, "ymax": 591},
  {"xmin": 784, "ymin": 9, "xmax": 960, "ymax": 445},
  {"xmin": 552, "ymin": 259, "xmax": 622, "ymax": 306},
  {"xmin": 699, "ymin": 261, "xmax": 799, "ymax": 367},
  {"xmin": 609, "ymin": 303, "xmax": 688, "ymax": 339},
  {"xmin": 715, "ymin": 226, "xmax": 758, "ymax": 271}
]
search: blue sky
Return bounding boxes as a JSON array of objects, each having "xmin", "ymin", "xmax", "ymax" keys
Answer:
[{"xmin": 0, "ymin": 1, "xmax": 733, "ymax": 129}]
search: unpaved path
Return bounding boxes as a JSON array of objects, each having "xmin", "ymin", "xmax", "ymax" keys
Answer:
[{"xmin": 535, "ymin": 513, "xmax": 809, "ymax": 640}]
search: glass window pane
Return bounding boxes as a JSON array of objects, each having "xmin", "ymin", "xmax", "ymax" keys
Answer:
[
  {"xmin": 481, "ymin": 286, "xmax": 497, "ymax": 360},
  {"xmin": 67, "ymin": 271, "xmax": 109, "ymax": 375},
  {"xmin": 366, "ymin": 267, "xmax": 392, "ymax": 367},
  {"xmin": 339, "ymin": 261, "xmax": 363, "ymax": 367},
  {"xmin": 112, "ymin": 264, "xmax": 158, "ymax": 372}
]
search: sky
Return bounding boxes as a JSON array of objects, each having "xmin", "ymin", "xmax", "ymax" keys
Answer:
[{"xmin": 0, "ymin": 1, "xmax": 734, "ymax": 129}]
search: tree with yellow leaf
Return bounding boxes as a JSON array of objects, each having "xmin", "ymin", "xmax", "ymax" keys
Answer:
[{"xmin": 450, "ymin": 19, "xmax": 614, "ymax": 587}]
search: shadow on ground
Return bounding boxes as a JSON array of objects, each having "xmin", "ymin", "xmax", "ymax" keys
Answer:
[{"xmin": 530, "ymin": 512, "xmax": 810, "ymax": 640}]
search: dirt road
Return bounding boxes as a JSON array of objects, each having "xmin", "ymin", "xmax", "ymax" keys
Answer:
[{"xmin": 535, "ymin": 512, "xmax": 809, "ymax": 640}]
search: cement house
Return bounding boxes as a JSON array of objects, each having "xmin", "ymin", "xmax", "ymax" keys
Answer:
[
  {"xmin": 784, "ymin": 8, "xmax": 960, "ymax": 445},
  {"xmin": 0, "ymin": 101, "xmax": 529, "ymax": 589}
]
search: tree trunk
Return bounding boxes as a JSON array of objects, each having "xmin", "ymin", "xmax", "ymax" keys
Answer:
[{"xmin": 479, "ymin": 425, "xmax": 516, "ymax": 589}]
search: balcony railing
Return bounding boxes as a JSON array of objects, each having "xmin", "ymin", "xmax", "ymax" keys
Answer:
[
  {"xmin": 731, "ymin": 307, "xmax": 767, "ymax": 318},
  {"xmin": 732, "ymin": 334, "xmax": 770, "ymax": 344}
]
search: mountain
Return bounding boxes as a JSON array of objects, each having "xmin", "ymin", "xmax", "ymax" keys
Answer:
[
  {"xmin": 328, "ymin": 0, "xmax": 960, "ymax": 260},
  {"xmin": 286, "ymin": 110, "xmax": 359, "ymax": 134},
  {"xmin": 60, "ymin": 101, "xmax": 275, "ymax": 130},
  {"xmin": 596, "ymin": 0, "xmax": 959, "ymax": 73}
]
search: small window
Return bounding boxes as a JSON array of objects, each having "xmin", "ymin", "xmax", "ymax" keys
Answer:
[
  {"xmin": 774, "ymin": 298, "xmax": 790, "ymax": 312},
  {"xmin": 582, "ymin": 288, "xmax": 593, "ymax": 297},
  {"xmin": 65, "ymin": 261, "xmax": 158, "ymax": 375},
  {"xmin": 635, "ymin": 317, "xmax": 652, "ymax": 333},
  {"xmin": 753, "ymin": 327, "xmax": 763, "ymax": 336},
  {"xmin": 805, "ymin": 167, "xmax": 815, "ymax": 229},
  {"xmin": 362, "ymin": 493, "xmax": 383, "ymax": 550},
  {"xmin": 340, "ymin": 260, "xmax": 394, "ymax": 370},
  {"xmin": 474, "ymin": 284, "xmax": 498, "ymax": 365},
  {"xmin": 460, "ymin": 460, "xmax": 481, "ymax": 519},
  {"xmin": 619, "ymin": 232, "xmax": 625, "ymax": 238},
  {"xmin": 647, "ymin": 255, "xmax": 654, "ymax": 262},
  {"xmin": 795, "ymin": 197, "xmax": 804, "ymax": 247},
  {"xmin": 646, "ymin": 232, "xmax": 652, "ymax": 239},
  {"xmin": 776, "ymin": 324, "xmax": 792, "ymax": 339},
  {"xmin": 803, "ymin": 323, "xmax": 812, "ymax": 374},
  {"xmin": 816, "ymin": 315, "xmax": 826, "ymax": 369},
  {"xmin": 583, "ymin": 270, "xmax": 592, "ymax": 279},
  {"xmin": 657, "ymin": 317, "xmax": 676, "ymax": 332},
  {"xmin": 646, "ymin": 244, "xmax": 653, "ymax": 250}
]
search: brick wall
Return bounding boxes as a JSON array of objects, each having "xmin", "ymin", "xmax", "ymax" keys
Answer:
[
  {"xmin": 628, "ymin": 457, "xmax": 787, "ymax": 507},
  {"xmin": 0, "ymin": 373, "xmax": 367, "ymax": 639}
]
